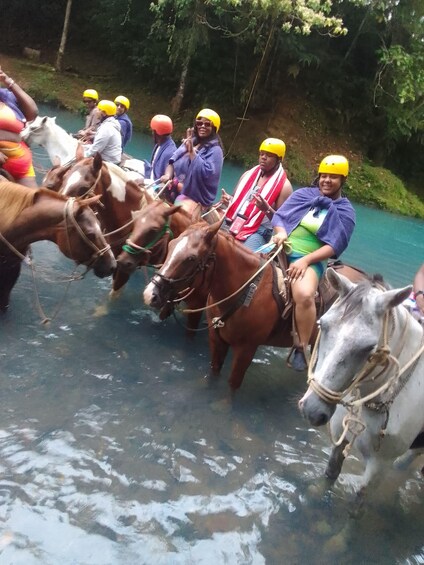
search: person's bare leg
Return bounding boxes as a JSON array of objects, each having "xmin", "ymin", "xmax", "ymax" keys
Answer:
[{"xmin": 291, "ymin": 267, "xmax": 319, "ymax": 348}]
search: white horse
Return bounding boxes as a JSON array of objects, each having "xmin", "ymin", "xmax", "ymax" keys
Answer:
[
  {"xmin": 299, "ymin": 268, "xmax": 424, "ymax": 494},
  {"xmin": 22, "ymin": 116, "xmax": 146, "ymax": 181},
  {"xmin": 22, "ymin": 116, "xmax": 78, "ymax": 165}
]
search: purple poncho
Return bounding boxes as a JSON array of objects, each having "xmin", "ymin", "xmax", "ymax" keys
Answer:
[
  {"xmin": 272, "ymin": 186, "xmax": 356, "ymax": 258},
  {"xmin": 170, "ymin": 137, "xmax": 224, "ymax": 207}
]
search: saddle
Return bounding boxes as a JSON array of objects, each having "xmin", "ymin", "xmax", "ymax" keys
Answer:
[{"xmin": 269, "ymin": 251, "xmax": 359, "ymax": 356}]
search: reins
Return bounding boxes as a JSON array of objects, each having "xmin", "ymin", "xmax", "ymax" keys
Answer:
[
  {"xmin": 0, "ymin": 197, "xmax": 112, "ymax": 324},
  {"xmin": 180, "ymin": 243, "xmax": 283, "ymax": 315}
]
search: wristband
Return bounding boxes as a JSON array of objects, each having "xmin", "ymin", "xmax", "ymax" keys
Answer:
[{"xmin": 7, "ymin": 80, "xmax": 15, "ymax": 90}]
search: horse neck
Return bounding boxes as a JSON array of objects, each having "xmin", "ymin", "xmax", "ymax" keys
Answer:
[
  {"xmin": 170, "ymin": 210, "xmax": 193, "ymax": 237},
  {"xmin": 209, "ymin": 232, "xmax": 263, "ymax": 296},
  {"xmin": 4, "ymin": 193, "xmax": 66, "ymax": 249},
  {"xmin": 44, "ymin": 127, "xmax": 78, "ymax": 164}
]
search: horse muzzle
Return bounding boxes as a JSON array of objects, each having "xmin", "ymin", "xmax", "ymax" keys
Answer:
[
  {"xmin": 143, "ymin": 275, "xmax": 169, "ymax": 309},
  {"xmin": 92, "ymin": 253, "xmax": 117, "ymax": 278},
  {"xmin": 117, "ymin": 249, "xmax": 150, "ymax": 274},
  {"xmin": 298, "ymin": 389, "xmax": 335, "ymax": 427}
]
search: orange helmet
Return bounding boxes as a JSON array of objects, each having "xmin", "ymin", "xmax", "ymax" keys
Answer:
[{"xmin": 150, "ymin": 114, "xmax": 173, "ymax": 135}]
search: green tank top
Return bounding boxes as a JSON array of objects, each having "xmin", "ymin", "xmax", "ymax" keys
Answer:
[{"xmin": 287, "ymin": 208, "xmax": 328, "ymax": 256}]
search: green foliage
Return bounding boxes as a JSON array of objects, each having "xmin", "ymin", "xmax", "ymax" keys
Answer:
[{"xmin": 346, "ymin": 163, "xmax": 424, "ymax": 218}]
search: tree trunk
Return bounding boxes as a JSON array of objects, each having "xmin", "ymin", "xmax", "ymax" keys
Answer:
[
  {"xmin": 55, "ymin": 0, "xmax": 73, "ymax": 72},
  {"xmin": 171, "ymin": 52, "xmax": 190, "ymax": 114}
]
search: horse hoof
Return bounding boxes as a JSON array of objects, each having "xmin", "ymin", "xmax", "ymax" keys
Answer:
[
  {"xmin": 93, "ymin": 304, "xmax": 109, "ymax": 317},
  {"xmin": 109, "ymin": 289, "xmax": 122, "ymax": 300},
  {"xmin": 210, "ymin": 398, "xmax": 232, "ymax": 414}
]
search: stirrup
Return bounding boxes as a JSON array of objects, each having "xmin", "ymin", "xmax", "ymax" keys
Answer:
[{"xmin": 286, "ymin": 344, "xmax": 310, "ymax": 371}]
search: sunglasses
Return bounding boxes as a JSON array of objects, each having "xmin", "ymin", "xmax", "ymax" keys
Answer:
[{"xmin": 195, "ymin": 119, "xmax": 212, "ymax": 128}]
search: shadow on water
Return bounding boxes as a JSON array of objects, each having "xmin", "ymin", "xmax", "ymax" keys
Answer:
[{"xmin": 0, "ymin": 106, "xmax": 423, "ymax": 563}]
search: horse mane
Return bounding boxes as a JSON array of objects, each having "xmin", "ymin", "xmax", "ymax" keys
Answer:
[
  {"xmin": 0, "ymin": 181, "xmax": 38, "ymax": 232},
  {"xmin": 340, "ymin": 274, "xmax": 390, "ymax": 320},
  {"xmin": 105, "ymin": 162, "xmax": 134, "ymax": 183}
]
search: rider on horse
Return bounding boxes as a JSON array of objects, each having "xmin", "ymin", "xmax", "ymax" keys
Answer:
[
  {"xmin": 114, "ymin": 95, "xmax": 133, "ymax": 151},
  {"xmin": 144, "ymin": 115, "xmax": 176, "ymax": 183},
  {"xmin": 74, "ymin": 89, "xmax": 102, "ymax": 142},
  {"xmin": 83, "ymin": 100, "xmax": 122, "ymax": 165},
  {"xmin": 0, "ymin": 66, "xmax": 38, "ymax": 188},
  {"xmin": 221, "ymin": 138, "xmax": 293, "ymax": 251},
  {"xmin": 161, "ymin": 108, "xmax": 224, "ymax": 209},
  {"xmin": 272, "ymin": 155, "xmax": 356, "ymax": 371}
]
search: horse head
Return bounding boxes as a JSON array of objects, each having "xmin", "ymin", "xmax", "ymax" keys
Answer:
[
  {"xmin": 43, "ymin": 162, "xmax": 73, "ymax": 191},
  {"xmin": 143, "ymin": 219, "xmax": 222, "ymax": 310},
  {"xmin": 58, "ymin": 153, "xmax": 104, "ymax": 198},
  {"xmin": 298, "ymin": 268, "xmax": 412, "ymax": 426},
  {"xmin": 117, "ymin": 200, "xmax": 181, "ymax": 275},
  {"xmin": 22, "ymin": 115, "xmax": 78, "ymax": 166},
  {"xmin": 54, "ymin": 194, "xmax": 116, "ymax": 278}
]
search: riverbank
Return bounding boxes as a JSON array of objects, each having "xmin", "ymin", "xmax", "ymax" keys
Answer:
[{"xmin": 2, "ymin": 53, "xmax": 424, "ymax": 218}]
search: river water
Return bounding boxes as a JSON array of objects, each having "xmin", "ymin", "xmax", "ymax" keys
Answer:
[{"xmin": 0, "ymin": 105, "xmax": 423, "ymax": 564}]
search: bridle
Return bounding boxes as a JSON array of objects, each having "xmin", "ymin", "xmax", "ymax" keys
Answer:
[
  {"xmin": 150, "ymin": 237, "xmax": 216, "ymax": 296},
  {"xmin": 306, "ymin": 299, "xmax": 424, "ymax": 455},
  {"xmin": 122, "ymin": 220, "xmax": 174, "ymax": 257},
  {"xmin": 63, "ymin": 197, "xmax": 112, "ymax": 270}
]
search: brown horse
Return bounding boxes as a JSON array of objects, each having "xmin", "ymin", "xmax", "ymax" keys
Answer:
[
  {"xmin": 43, "ymin": 152, "xmax": 147, "ymax": 291},
  {"xmin": 116, "ymin": 197, "xmax": 214, "ymax": 333},
  {"xmin": 0, "ymin": 180, "xmax": 116, "ymax": 312},
  {"xmin": 143, "ymin": 219, "xmax": 367, "ymax": 391}
]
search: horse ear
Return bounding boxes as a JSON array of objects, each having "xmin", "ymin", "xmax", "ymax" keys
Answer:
[
  {"xmin": 164, "ymin": 205, "xmax": 182, "ymax": 218},
  {"xmin": 143, "ymin": 187, "xmax": 155, "ymax": 204},
  {"xmin": 42, "ymin": 116, "xmax": 48, "ymax": 125},
  {"xmin": 75, "ymin": 142, "xmax": 84, "ymax": 161},
  {"xmin": 375, "ymin": 285, "xmax": 413, "ymax": 315},
  {"xmin": 204, "ymin": 216, "xmax": 224, "ymax": 244},
  {"xmin": 93, "ymin": 152, "xmax": 103, "ymax": 172},
  {"xmin": 326, "ymin": 267, "xmax": 356, "ymax": 297}
]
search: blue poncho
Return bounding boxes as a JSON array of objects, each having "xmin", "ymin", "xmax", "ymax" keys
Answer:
[
  {"xmin": 170, "ymin": 137, "xmax": 224, "ymax": 207},
  {"xmin": 272, "ymin": 186, "xmax": 356, "ymax": 258}
]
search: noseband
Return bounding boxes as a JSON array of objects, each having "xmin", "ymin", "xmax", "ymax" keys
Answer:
[
  {"xmin": 122, "ymin": 221, "xmax": 173, "ymax": 256},
  {"xmin": 64, "ymin": 198, "xmax": 112, "ymax": 269},
  {"xmin": 151, "ymin": 242, "xmax": 216, "ymax": 294}
]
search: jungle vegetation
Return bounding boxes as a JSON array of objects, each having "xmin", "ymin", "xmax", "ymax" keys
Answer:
[{"xmin": 0, "ymin": 0, "xmax": 423, "ymax": 214}]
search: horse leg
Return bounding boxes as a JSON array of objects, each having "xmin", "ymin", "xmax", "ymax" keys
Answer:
[
  {"xmin": 186, "ymin": 312, "xmax": 203, "ymax": 337},
  {"xmin": 325, "ymin": 440, "xmax": 348, "ymax": 482},
  {"xmin": 228, "ymin": 344, "xmax": 257, "ymax": 391},
  {"xmin": 208, "ymin": 328, "xmax": 229, "ymax": 380},
  {"xmin": 0, "ymin": 260, "xmax": 22, "ymax": 312}
]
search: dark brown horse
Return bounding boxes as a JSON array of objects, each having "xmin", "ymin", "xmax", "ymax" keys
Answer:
[
  {"xmin": 0, "ymin": 180, "xmax": 116, "ymax": 312},
  {"xmin": 116, "ymin": 197, "xmax": 213, "ymax": 333},
  {"xmin": 143, "ymin": 219, "xmax": 367, "ymax": 391}
]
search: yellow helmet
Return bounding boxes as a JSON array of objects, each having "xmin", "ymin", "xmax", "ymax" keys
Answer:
[
  {"xmin": 196, "ymin": 108, "xmax": 221, "ymax": 132},
  {"xmin": 114, "ymin": 95, "xmax": 130, "ymax": 110},
  {"xmin": 82, "ymin": 89, "xmax": 99, "ymax": 101},
  {"xmin": 97, "ymin": 100, "xmax": 117, "ymax": 116},
  {"xmin": 318, "ymin": 155, "xmax": 349, "ymax": 177},
  {"xmin": 259, "ymin": 138, "xmax": 286, "ymax": 159}
]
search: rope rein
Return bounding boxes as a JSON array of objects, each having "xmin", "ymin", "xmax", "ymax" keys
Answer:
[{"xmin": 180, "ymin": 244, "xmax": 283, "ymax": 315}]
